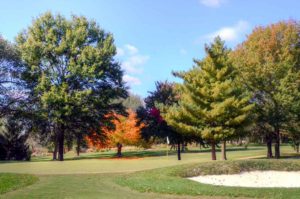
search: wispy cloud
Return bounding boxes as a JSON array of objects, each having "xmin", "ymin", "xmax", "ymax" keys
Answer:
[
  {"xmin": 203, "ymin": 20, "xmax": 250, "ymax": 43},
  {"xmin": 199, "ymin": 0, "xmax": 225, "ymax": 8},
  {"xmin": 123, "ymin": 74, "xmax": 141, "ymax": 85},
  {"xmin": 180, "ymin": 48, "xmax": 187, "ymax": 55},
  {"xmin": 122, "ymin": 55, "xmax": 149, "ymax": 74},
  {"xmin": 116, "ymin": 44, "xmax": 149, "ymax": 86},
  {"xmin": 124, "ymin": 44, "xmax": 139, "ymax": 55},
  {"xmin": 116, "ymin": 47, "xmax": 125, "ymax": 56}
]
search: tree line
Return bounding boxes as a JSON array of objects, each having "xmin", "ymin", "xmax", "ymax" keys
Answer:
[
  {"xmin": 139, "ymin": 20, "xmax": 300, "ymax": 161},
  {"xmin": 1, "ymin": 12, "xmax": 300, "ymax": 161}
]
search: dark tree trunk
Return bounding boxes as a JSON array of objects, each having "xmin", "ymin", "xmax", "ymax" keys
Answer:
[
  {"xmin": 266, "ymin": 135, "xmax": 273, "ymax": 158},
  {"xmin": 221, "ymin": 140, "xmax": 227, "ymax": 160},
  {"xmin": 177, "ymin": 141, "xmax": 181, "ymax": 160},
  {"xmin": 76, "ymin": 136, "xmax": 80, "ymax": 156},
  {"xmin": 211, "ymin": 141, "xmax": 216, "ymax": 160},
  {"xmin": 274, "ymin": 128, "xmax": 280, "ymax": 159},
  {"xmin": 117, "ymin": 143, "xmax": 122, "ymax": 157},
  {"xmin": 53, "ymin": 140, "xmax": 58, "ymax": 160},
  {"xmin": 58, "ymin": 125, "xmax": 65, "ymax": 161},
  {"xmin": 296, "ymin": 143, "xmax": 300, "ymax": 153}
]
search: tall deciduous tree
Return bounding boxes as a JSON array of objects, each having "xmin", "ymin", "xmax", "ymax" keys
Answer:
[
  {"xmin": 17, "ymin": 12, "xmax": 127, "ymax": 161},
  {"xmin": 0, "ymin": 36, "xmax": 24, "ymax": 116},
  {"xmin": 137, "ymin": 81, "xmax": 187, "ymax": 160},
  {"xmin": 165, "ymin": 37, "xmax": 253, "ymax": 160},
  {"xmin": 231, "ymin": 20, "xmax": 300, "ymax": 159}
]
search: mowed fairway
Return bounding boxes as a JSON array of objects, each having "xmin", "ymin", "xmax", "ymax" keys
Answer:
[{"xmin": 0, "ymin": 145, "xmax": 298, "ymax": 199}]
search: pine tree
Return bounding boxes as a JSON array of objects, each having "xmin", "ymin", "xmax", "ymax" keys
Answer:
[
  {"xmin": 0, "ymin": 117, "xmax": 31, "ymax": 161},
  {"xmin": 165, "ymin": 37, "xmax": 254, "ymax": 160}
]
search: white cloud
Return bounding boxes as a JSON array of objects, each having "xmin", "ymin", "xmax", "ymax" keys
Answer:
[
  {"xmin": 205, "ymin": 20, "xmax": 250, "ymax": 42},
  {"xmin": 199, "ymin": 0, "xmax": 225, "ymax": 8},
  {"xmin": 117, "ymin": 44, "xmax": 149, "ymax": 74},
  {"xmin": 121, "ymin": 55, "xmax": 149, "ymax": 74},
  {"xmin": 116, "ymin": 47, "xmax": 125, "ymax": 57},
  {"xmin": 180, "ymin": 48, "xmax": 187, "ymax": 55},
  {"xmin": 124, "ymin": 44, "xmax": 139, "ymax": 55},
  {"xmin": 123, "ymin": 75, "xmax": 141, "ymax": 85},
  {"xmin": 116, "ymin": 44, "xmax": 150, "ymax": 87}
]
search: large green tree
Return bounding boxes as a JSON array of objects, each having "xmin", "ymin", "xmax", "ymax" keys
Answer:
[
  {"xmin": 0, "ymin": 36, "xmax": 24, "ymax": 116},
  {"xmin": 165, "ymin": 37, "xmax": 253, "ymax": 160},
  {"xmin": 17, "ymin": 12, "xmax": 127, "ymax": 161},
  {"xmin": 231, "ymin": 20, "xmax": 300, "ymax": 159}
]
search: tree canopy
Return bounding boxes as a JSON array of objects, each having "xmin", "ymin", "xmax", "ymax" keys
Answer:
[
  {"xmin": 16, "ymin": 12, "xmax": 127, "ymax": 160},
  {"xmin": 231, "ymin": 20, "xmax": 300, "ymax": 158}
]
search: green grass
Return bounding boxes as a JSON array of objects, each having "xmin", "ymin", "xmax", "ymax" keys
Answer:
[
  {"xmin": 27, "ymin": 145, "xmax": 266, "ymax": 162},
  {"xmin": 0, "ymin": 146, "xmax": 271, "ymax": 175},
  {"xmin": 116, "ymin": 159, "xmax": 300, "ymax": 199},
  {"xmin": 1, "ymin": 173, "xmax": 227, "ymax": 199},
  {"xmin": 0, "ymin": 173, "xmax": 38, "ymax": 194},
  {"xmin": 0, "ymin": 145, "xmax": 299, "ymax": 198}
]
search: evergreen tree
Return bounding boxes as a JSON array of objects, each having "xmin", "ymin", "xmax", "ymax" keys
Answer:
[
  {"xmin": 0, "ymin": 116, "xmax": 31, "ymax": 161},
  {"xmin": 165, "ymin": 37, "xmax": 254, "ymax": 160},
  {"xmin": 16, "ymin": 12, "xmax": 127, "ymax": 161}
]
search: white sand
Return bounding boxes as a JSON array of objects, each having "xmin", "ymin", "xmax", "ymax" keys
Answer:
[{"xmin": 188, "ymin": 171, "xmax": 300, "ymax": 187}]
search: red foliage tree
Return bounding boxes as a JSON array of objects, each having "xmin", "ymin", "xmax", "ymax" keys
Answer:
[{"xmin": 86, "ymin": 110, "xmax": 144, "ymax": 157}]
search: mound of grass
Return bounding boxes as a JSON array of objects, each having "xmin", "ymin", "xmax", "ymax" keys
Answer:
[
  {"xmin": 0, "ymin": 173, "xmax": 38, "ymax": 194},
  {"xmin": 182, "ymin": 159, "xmax": 300, "ymax": 177},
  {"xmin": 116, "ymin": 160, "xmax": 300, "ymax": 199}
]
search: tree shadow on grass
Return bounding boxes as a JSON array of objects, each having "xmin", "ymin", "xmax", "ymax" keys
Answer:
[
  {"xmin": 1, "ymin": 146, "xmax": 266, "ymax": 163},
  {"xmin": 254, "ymin": 153, "xmax": 300, "ymax": 160}
]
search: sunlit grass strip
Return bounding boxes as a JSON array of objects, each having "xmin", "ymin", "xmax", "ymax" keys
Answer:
[{"xmin": 0, "ymin": 173, "xmax": 38, "ymax": 194}]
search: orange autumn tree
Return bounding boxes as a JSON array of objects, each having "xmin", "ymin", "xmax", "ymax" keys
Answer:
[{"xmin": 86, "ymin": 110, "xmax": 144, "ymax": 157}]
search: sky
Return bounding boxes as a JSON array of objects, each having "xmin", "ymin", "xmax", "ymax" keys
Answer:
[{"xmin": 0, "ymin": 0, "xmax": 299, "ymax": 97}]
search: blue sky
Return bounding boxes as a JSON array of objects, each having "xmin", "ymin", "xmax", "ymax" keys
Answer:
[{"xmin": 0, "ymin": 0, "xmax": 299, "ymax": 97}]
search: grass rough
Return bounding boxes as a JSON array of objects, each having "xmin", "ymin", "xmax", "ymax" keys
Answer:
[
  {"xmin": 0, "ymin": 173, "xmax": 38, "ymax": 194},
  {"xmin": 116, "ymin": 159, "xmax": 300, "ymax": 199}
]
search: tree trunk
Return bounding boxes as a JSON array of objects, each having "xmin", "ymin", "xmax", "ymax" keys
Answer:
[
  {"xmin": 211, "ymin": 141, "xmax": 216, "ymax": 160},
  {"xmin": 117, "ymin": 143, "xmax": 122, "ymax": 157},
  {"xmin": 76, "ymin": 136, "xmax": 80, "ymax": 156},
  {"xmin": 221, "ymin": 140, "xmax": 227, "ymax": 160},
  {"xmin": 58, "ymin": 125, "xmax": 65, "ymax": 161},
  {"xmin": 296, "ymin": 143, "xmax": 300, "ymax": 153},
  {"xmin": 177, "ymin": 141, "xmax": 181, "ymax": 160},
  {"xmin": 274, "ymin": 128, "xmax": 280, "ymax": 159},
  {"xmin": 53, "ymin": 140, "xmax": 58, "ymax": 160},
  {"xmin": 266, "ymin": 135, "xmax": 273, "ymax": 158}
]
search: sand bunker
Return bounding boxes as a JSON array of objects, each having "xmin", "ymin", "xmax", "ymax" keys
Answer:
[{"xmin": 188, "ymin": 171, "xmax": 300, "ymax": 188}]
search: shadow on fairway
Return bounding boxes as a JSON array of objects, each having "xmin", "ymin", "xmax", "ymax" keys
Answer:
[{"xmin": 21, "ymin": 146, "xmax": 266, "ymax": 162}]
